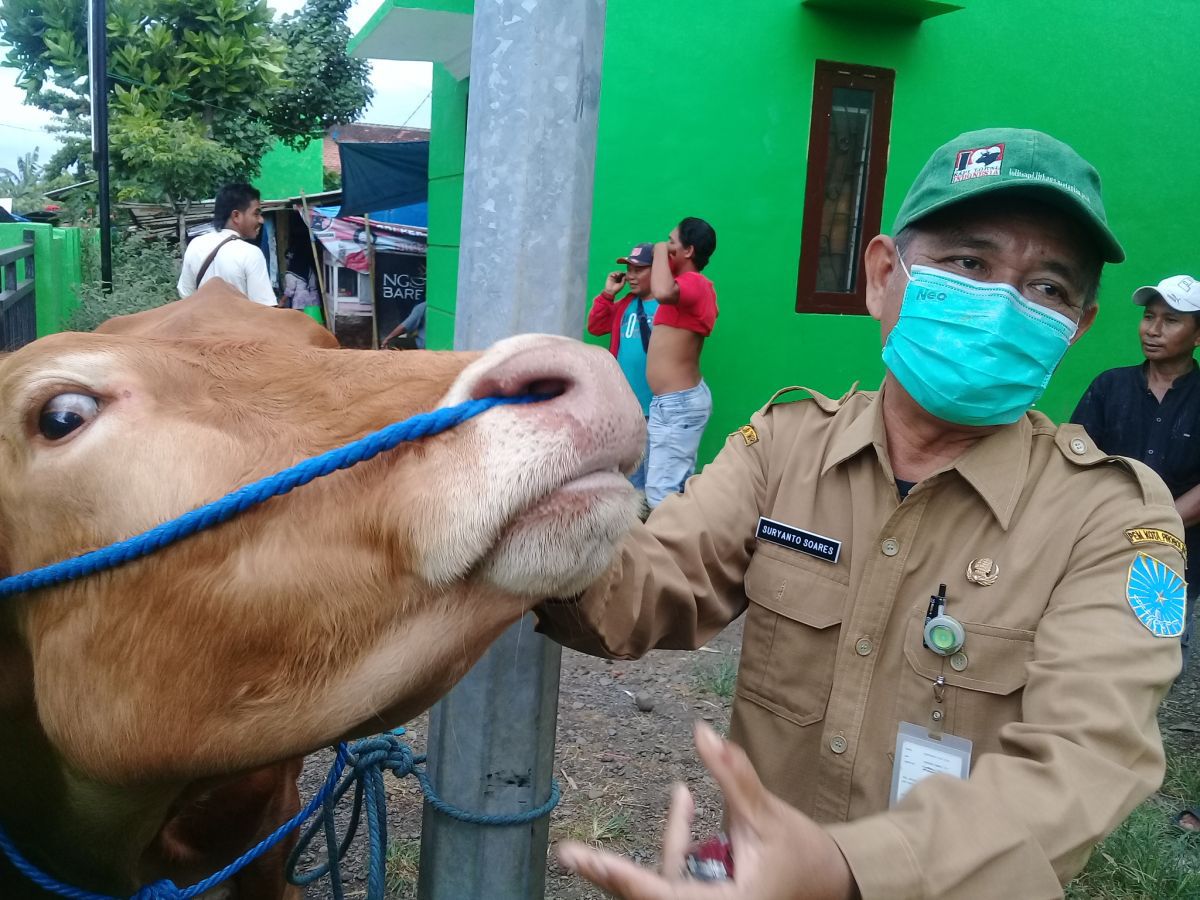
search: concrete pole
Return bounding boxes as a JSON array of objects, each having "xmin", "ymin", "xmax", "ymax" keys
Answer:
[{"xmin": 417, "ymin": 3, "xmax": 606, "ymax": 899}]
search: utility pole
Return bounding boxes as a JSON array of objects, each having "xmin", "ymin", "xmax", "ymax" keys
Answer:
[
  {"xmin": 88, "ymin": 0, "xmax": 113, "ymax": 290},
  {"xmin": 418, "ymin": 3, "xmax": 607, "ymax": 899}
]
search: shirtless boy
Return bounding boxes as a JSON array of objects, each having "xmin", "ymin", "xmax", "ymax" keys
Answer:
[{"xmin": 644, "ymin": 216, "xmax": 718, "ymax": 507}]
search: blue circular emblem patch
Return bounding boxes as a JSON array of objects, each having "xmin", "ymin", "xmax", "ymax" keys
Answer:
[{"xmin": 1126, "ymin": 553, "xmax": 1187, "ymax": 638}]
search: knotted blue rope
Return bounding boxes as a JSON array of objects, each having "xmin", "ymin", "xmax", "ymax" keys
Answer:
[
  {"xmin": 287, "ymin": 733, "xmax": 562, "ymax": 900},
  {"xmin": 0, "ymin": 393, "xmax": 561, "ymax": 898},
  {"xmin": 0, "ymin": 394, "xmax": 539, "ymax": 600}
]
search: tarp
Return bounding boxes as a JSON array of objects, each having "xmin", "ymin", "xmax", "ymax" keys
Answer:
[
  {"xmin": 306, "ymin": 205, "xmax": 427, "ymax": 274},
  {"xmin": 338, "ymin": 141, "xmax": 429, "ymax": 217}
]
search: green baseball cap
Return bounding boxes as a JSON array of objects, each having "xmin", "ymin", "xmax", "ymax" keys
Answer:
[{"xmin": 892, "ymin": 128, "xmax": 1124, "ymax": 263}]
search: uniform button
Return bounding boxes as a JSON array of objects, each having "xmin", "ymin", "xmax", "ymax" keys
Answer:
[
  {"xmin": 881, "ymin": 538, "xmax": 900, "ymax": 556},
  {"xmin": 855, "ymin": 637, "xmax": 873, "ymax": 656},
  {"xmin": 1149, "ymin": 449, "xmax": 1156, "ymax": 455},
  {"xmin": 1069, "ymin": 438, "xmax": 1087, "ymax": 455},
  {"xmin": 830, "ymin": 734, "xmax": 848, "ymax": 754},
  {"xmin": 1157, "ymin": 417, "xmax": 1163, "ymax": 423},
  {"xmin": 950, "ymin": 651, "xmax": 969, "ymax": 671}
]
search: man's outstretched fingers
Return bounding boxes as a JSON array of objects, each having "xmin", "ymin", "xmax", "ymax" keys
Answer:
[
  {"xmin": 661, "ymin": 783, "xmax": 696, "ymax": 878},
  {"xmin": 559, "ymin": 842, "xmax": 689, "ymax": 900}
]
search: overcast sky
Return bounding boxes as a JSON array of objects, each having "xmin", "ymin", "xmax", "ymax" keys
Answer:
[{"xmin": 0, "ymin": 0, "xmax": 433, "ymax": 173}]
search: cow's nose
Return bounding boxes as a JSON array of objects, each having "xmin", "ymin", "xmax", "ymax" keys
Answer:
[{"xmin": 452, "ymin": 334, "xmax": 647, "ymax": 474}]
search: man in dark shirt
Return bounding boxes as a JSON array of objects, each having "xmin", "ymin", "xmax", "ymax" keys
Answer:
[{"xmin": 1072, "ymin": 274, "xmax": 1200, "ymax": 669}]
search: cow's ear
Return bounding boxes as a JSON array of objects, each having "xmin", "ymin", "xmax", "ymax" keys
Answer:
[{"xmin": 95, "ymin": 279, "xmax": 340, "ymax": 349}]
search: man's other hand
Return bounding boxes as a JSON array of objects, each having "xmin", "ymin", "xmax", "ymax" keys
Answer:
[
  {"xmin": 604, "ymin": 271, "xmax": 627, "ymax": 296},
  {"xmin": 557, "ymin": 723, "xmax": 859, "ymax": 900}
]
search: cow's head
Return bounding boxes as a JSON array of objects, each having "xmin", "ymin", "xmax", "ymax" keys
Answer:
[{"xmin": 0, "ymin": 281, "xmax": 644, "ymax": 790}]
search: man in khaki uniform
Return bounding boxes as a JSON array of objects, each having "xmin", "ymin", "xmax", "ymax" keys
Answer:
[{"xmin": 547, "ymin": 129, "xmax": 1186, "ymax": 900}]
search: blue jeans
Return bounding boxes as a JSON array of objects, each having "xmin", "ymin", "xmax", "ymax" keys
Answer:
[
  {"xmin": 629, "ymin": 419, "xmax": 651, "ymax": 492},
  {"xmin": 646, "ymin": 380, "xmax": 712, "ymax": 508}
]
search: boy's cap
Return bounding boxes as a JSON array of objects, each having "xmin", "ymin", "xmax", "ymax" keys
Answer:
[
  {"xmin": 892, "ymin": 128, "xmax": 1124, "ymax": 263},
  {"xmin": 616, "ymin": 243, "xmax": 654, "ymax": 267},
  {"xmin": 1133, "ymin": 275, "xmax": 1200, "ymax": 312}
]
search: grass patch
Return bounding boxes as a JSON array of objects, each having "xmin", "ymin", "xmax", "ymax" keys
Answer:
[
  {"xmin": 385, "ymin": 837, "xmax": 421, "ymax": 897},
  {"xmin": 560, "ymin": 802, "xmax": 634, "ymax": 847},
  {"xmin": 694, "ymin": 654, "xmax": 738, "ymax": 700},
  {"xmin": 1066, "ymin": 744, "xmax": 1200, "ymax": 899}
]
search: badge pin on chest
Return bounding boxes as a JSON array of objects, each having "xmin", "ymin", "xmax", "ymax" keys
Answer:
[{"xmin": 966, "ymin": 557, "xmax": 999, "ymax": 586}]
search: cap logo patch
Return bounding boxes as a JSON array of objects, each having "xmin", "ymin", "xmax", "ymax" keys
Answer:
[{"xmin": 952, "ymin": 144, "xmax": 1005, "ymax": 183}]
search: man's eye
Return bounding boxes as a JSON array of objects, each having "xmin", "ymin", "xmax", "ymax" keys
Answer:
[{"xmin": 952, "ymin": 257, "xmax": 982, "ymax": 270}]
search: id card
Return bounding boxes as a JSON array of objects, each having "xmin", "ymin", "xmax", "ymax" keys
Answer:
[{"xmin": 889, "ymin": 721, "xmax": 972, "ymax": 807}]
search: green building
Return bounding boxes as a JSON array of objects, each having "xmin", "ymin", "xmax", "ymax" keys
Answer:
[
  {"xmin": 351, "ymin": 0, "xmax": 1200, "ymax": 465},
  {"xmin": 252, "ymin": 138, "xmax": 325, "ymax": 201}
]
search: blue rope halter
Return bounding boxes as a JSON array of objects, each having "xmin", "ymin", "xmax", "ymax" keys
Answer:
[{"xmin": 0, "ymin": 394, "xmax": 561, "ymax": 900}]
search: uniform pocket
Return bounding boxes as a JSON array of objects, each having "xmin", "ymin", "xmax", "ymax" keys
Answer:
[
  {"xmin": 901, "ymin": 616, "xmax": 1033, "ymax": 745},
  {"xmin": 738, "ymin": 548, "xmax": 847, "ymax": 727}
]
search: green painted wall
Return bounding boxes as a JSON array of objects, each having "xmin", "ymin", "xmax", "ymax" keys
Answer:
[
  {"xmin": 253, "ymin": 138, "xmax": 324, "ymax": 200},
  {"xmin": 589, "ymin": 0, "xmax": 1200, "ymax": 464},
  {"xmin": 425, "ymin": 63, "xmax": 469, "ymax": 350},
  {"xmin": 409, "ymin": 0, "xmax": 1200, "ymax": 466},
  {"xmin": 0, "ymin": 223, "xmax": 85, "ymax": 337}
]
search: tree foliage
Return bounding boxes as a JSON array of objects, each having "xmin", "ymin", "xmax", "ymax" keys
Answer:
[
  {"xmin": 0, "ymin": 0, "xmax": 373, "ymax": 206},
  {"xmin": 270, "ymin": 0, "xmax": 372, "ymax": 148},
  {"xmin": 0, "ymin": 149, "xmax": 46, "ymax": 211}
]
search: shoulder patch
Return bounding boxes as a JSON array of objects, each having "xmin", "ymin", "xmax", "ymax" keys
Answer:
[
  {"xmin": 1127, "ymin": 553, "xmax": 1188, "ymax": 638},
  {"xmin": 1126, "ymin": 527, "xmax": 1187, "ymax": 558},
  {"xmin": 731, "ymin": 424, "xmax": 759, "ymax": 446}
]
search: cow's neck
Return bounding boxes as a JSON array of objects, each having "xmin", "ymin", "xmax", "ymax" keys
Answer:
[{"xmin": 0, "ymin": 677, "xmax": 177, "ymax": 896}]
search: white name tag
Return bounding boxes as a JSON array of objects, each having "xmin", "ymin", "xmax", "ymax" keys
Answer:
[{"xmin": 889, "ymin": 721, "xmax": 972, "ymax": 807}]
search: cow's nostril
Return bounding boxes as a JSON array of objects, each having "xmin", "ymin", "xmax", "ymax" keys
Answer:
[{"xmin": 524, "ymin": 378, "xmax": 568, "ymax": 400}]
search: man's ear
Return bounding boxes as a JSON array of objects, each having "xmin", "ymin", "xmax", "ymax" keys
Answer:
[
  {"xmin": 1070, "ymin": 304, "xmax": 1099, "ymax": 345},
  {"xmin": 864, "ymin": 234, "xmax": 899, "ymax": 322}
]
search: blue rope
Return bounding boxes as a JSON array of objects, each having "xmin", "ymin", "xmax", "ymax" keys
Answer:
[
  {"xmin": 287, "ymin": 734, "xmax": 562, "ymax": 900},
  {"xmin": 0, "ymin": 394, "xmax": 561, "ymax": 899},
  {"xmin": 0, "ymin": 395, "xmax": 539, "ymax": 600}
]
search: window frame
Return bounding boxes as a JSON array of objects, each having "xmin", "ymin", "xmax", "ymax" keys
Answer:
[{"xmin": 795, "ymin": 60, "xmax": 895, "ymax": 315}]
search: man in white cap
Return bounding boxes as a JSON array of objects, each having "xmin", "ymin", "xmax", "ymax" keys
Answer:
[{"xmin": 1073, "ymin": 274, "xmax": 1200, "ymax": 674}]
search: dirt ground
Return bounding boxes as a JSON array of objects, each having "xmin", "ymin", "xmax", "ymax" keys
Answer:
[
  {"xmin": 299, "ymin": 621, "xmax": 1200, "ymax": 899},
  {"xmin": 298, "ymin": 621, "xmax": 741, "ymax": 899}
]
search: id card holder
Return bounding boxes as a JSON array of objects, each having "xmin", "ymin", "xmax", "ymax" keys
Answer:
[{"xmin": 888, "ymin": 721, "xmax": 972, "ymax": 808}]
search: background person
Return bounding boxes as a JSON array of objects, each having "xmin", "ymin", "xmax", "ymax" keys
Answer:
[
  {"xmin": 282, "ymin": 248, "xmax": 319, "ymax": 311},
  {"xmin": 588, "ymin": 242, "xmax": 659, "ymax": 491},
  {"xmin": 178, "ymin": 183, "xmax": 276, "ymax": 306},
  {"xmin": 1072, "ymin": 274, "xmax": 1200, "ymax": 674},
  {"xmin": 379, "ymin": 300, "xmax": 427, "ymax": 350},
  {"xmin": 544, "ymin": 128, "xmax": 1184, "ymax": 900},
  {"xmin": 644, "ymin": 216, "xmax": 718, "ymax": 507}
]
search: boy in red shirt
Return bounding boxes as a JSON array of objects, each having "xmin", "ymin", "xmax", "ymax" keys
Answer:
[
  {"xmin": 645, "ymin": 216, "xmax": 718, "ymax": 507},
  {"xmin": 587, "ymin": 242, "xmax": 659, "ymax": 490}
]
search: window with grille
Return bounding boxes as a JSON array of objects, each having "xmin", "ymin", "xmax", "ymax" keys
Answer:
[{"xmin": 796, "ymin": 61, "xmax": 895, "ymax": 314}]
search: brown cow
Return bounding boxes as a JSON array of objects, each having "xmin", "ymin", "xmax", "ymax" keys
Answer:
[{"xmin": 0, "ymin": 280, "xmax": 645, "ymax": 898}]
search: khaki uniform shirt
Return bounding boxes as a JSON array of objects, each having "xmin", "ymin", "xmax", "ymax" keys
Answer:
[{"xmin": 537, "ymin": 386, "xmax": 1184, "ymax": 900}]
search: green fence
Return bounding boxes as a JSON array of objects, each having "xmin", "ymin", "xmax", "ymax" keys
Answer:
[{"xmin": 0, "ymin": 223, "xmax": 87, "ymax": 338}]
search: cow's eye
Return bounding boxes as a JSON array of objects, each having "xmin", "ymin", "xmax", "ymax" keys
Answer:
[{"xmin": 38, "ymin": 393, "xmax": 100, "ymax": 440}]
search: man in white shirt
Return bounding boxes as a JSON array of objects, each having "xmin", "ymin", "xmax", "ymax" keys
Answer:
[{"xmin": 178, "ymin": 183, "xmax": 278, "ymax": 306}]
